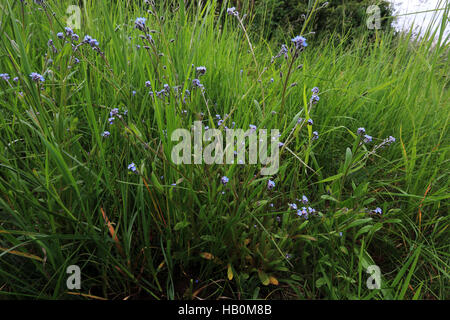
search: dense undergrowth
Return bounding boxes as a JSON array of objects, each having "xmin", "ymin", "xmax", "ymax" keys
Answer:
[{"xmin": 0, "ymin": 0, "xmax": 448, "ymax": 299}]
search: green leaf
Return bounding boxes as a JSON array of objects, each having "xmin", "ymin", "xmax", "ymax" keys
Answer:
[
  {"xmin": 398, "ymin": 246, "xmax": 422, "ymax": 299},
  {"xmin": 290, "ymin": 274, "xmax": 303, "ymax": 281},
  {"xmin": 344, "ymin": 147, "xmax": 353, "ymax": 171},
  {"xmin": 174, "ymin": 221, "xmax": 190, "ymax": 231},
  {"xmin": 317, "ymin": 172, "xmax": 344, "ymax": 184},
  {"xmin": 321, "ymin": 194, "xmax": 339, "ymax": 202},
  {"xmin": 258, "ymin": 270, "xmax": 270, "ymax": 286},
  {"xmin": 315, "ymin": 277, "xmax": 327, "ymax": 288}
]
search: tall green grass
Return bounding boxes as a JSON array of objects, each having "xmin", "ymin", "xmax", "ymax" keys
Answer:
[{"xmin": 0, "ymin": 0, "xmax": 448, "ymax": 299}]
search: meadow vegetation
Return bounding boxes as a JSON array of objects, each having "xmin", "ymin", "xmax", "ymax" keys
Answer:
[{"xmin": 0, "ymin": 0, "xmax": 448, "ymax": 299}]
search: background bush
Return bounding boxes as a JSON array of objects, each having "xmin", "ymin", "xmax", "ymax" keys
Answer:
[{"xmin": 228, "ymin": 0, "xmax": 394, "ymax": 42}]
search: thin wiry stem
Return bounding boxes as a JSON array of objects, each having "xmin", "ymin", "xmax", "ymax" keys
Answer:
[{"xmin": 236, "ymin": 15, "xmax": 266, "ymax": 115}]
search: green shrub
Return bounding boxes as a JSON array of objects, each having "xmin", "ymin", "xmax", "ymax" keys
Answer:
[{"xmin": 238, "ymin": 0, "xmax": 394, "ymax": 42}]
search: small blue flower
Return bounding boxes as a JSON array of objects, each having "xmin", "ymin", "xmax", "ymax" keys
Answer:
[
  {"xmin": 301, "ymin": 195, "xmax": 308, "ymax": 204},
  {"xmin": 221, "ymin": 176, "xmax": 229, "ymax": 185},
  {"xmin": 307, "ymin": 119, "xmax": 313, "ymax": 126},
  {"xmin": 64, "ymin": 27, "xmax": 74, "ymax": 36},
  {"xmin": 74, "ymin": 58, "xmax": 80, "ymax": 64},
  {"xmin": 267, "ymin": 179, "xmax": 275, "ymax": 190},
  {"xmin": 155, "ymin": 90, "xmax": 166, "ymax": 99},
  {"xmin": 357, "ymin": 127, "xmax": 366, "ymax": 136},
  {"xmin": 192, "ymin": 78, "xmax": 203, "ymax": 88},
  {"xmin": 249, "ymin": 124, "xmax": 257, "ymax": 131},
  {"xmin": 297, "ymin": 207, "xmax": 308, "ymax": 219},
  {"xmin": 128, "ymin": 162, "xmax": 137, "ymax": 172},
  {"xmin": 110, "ymin": 108, "xmax": 119, "ymax": 117},
  {"xmin": 101, "ymin": 131, "xmax": 110, "ymax": 138},
  {"xmin": 312, "ymin": 131, "xmax": 319, "ymax": 140},
  {"xmin": 288, "ymin": 203, "xmax": 298, "ymax": 210},
  {"xmin": 108, "ymin": 117, "xmax": 115, "ymax": 125},
  {"xmin": 135, "ymin": 17, "xmax": 147, "ymax": 31},
  {"xmin": 83, "ymin": 35, "xmax": 92, "ymax": 43},
  {"xmin": 291, "ymin": 35, "xmax": 307, "ymax": 49},
  {"xmin": 310, "ymin": 95, "xmax": 320, "ymax": 104},
  {"xmin": 312, "ymin": 87, "xmax": 319, "ymax": 94},
  {"xmin": 196, "ymin": 66, "xmax": 206, "ymax": 75},
  {"xmin": 13, "ymin": 76, "xmax": 19, "ymax": 82},
  {"xmin": 57, "ymin": 32, "xmax": 64, "ymax": 39},
  {"xmin": 88, "ymin": 38, "xmax": 99, "ymax": 47},
  {"xmin": 386, "ymin": 136, "xmax": 396, "ymax": 145},
  {"xmin": 373, "ymin": 207, "xmax": 382, "ymax": 214},
  {"xmin": 227, "ymin": 7, "xmax": 238, "ymax": 16},
  {"xmin": 132, "ymin": 90, "xmax": 136, "ymax": 96},
  {"xmin": 0, "ymin": 73, "xmax": 10, "ymax": 81},
  {"xmin": 72, "ymin": 34, "xmax": 79, "ymax": 42},
  {"xmin": 363, "ymin": 135, "xmax": 373, "ymax": 143},
  {"xmin": 280, "ymin": 44, "xmax": 288, "ymax": 57},
  {"xmin": 29, "ymin": 72, "xmax": 45, "ymax": 82}
]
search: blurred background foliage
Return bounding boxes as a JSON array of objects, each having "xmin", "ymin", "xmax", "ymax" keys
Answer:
[
  {"xmin": 246, "ymin": 0, "xmax": 393, "ymax": 41},
  {"xmin": 189, "ymin": 0, "xmax": 394, "ymax": 42}
]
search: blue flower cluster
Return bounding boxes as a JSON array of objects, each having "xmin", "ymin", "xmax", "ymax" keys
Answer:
[
  {"xmin": 287, "ymin": 195, "xmax": 317, "ymax": 219},
  {"xmin": 0, "ymin": 73, "xmax": 10, "ymax": 81},
  {"xmin": 135, "ymin": 17, "xmax": 147, "ymax": 31},
  {"xmin": 30, "ymin": 72, "xmax": 45, "ymax": 82},
  {"xmin": 227, "ymin": 7, "xmax": 239, "ymax": 17},
  {"xmin": 128, "ymin": 162, "xmax": 137, "ymax": 173},
  {"xmin": 291, "ymin": 36, "xmax": 308, "ymax": 50}
]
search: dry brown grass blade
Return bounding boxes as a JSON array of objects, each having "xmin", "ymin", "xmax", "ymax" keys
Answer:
[
  {"xmin": 66, "ymin": 291, "xmax": 108, "ymax": 300},
  {"xmin": 100, "ymin": 207, "xmax": 124, "ymax": 256},
  {"xmin": 418, "ymin": 181, "xmax": 432, "ymax": 230},
  {"xmin": 0, "ymin": 247, "xmax": 43, "ymax": 262},
  {"xmin": 142, "ymin": 176, "xmax": 167, "ymax": 227}
]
